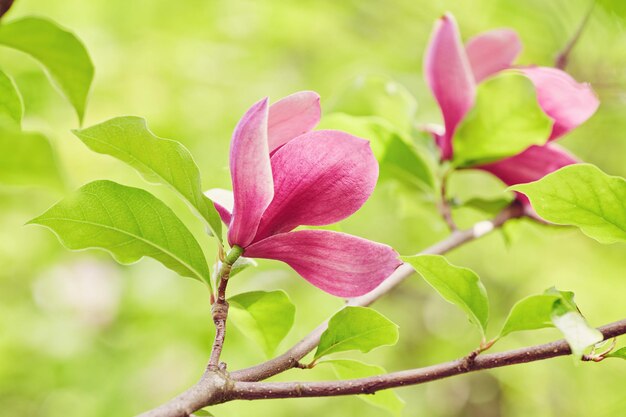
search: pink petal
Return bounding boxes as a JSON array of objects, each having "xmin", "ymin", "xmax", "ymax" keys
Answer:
[
  {"xmin": 228, "ymin": 98, "xmax": 274, "ymax": 247},
  {"xmin": 520, "ymin": 67, "xmax": 599, "ymax": 140},
  {"xmin": 424, "ymin": 13, "xmax": 476, "ymax": 160},
  {"xmin": 466, "ymin": 29, "xmax": 522, "ymax": 82},
  {"xmin": 252, "ymin": 130, "xmax": 378, "ymax": 242},
  {"xmin": 478, "ymin": 144, "xmax": 578, "ymax": 205},
  {"xmin": 268, "ymin": 91, "xmax": 321, "ymax": 153},
  {"xmin": 204, "ymin": 188, "xmax": 233, "ymax": 224},
  {"xmin": 245, "ymin": 230, "xmax": 401, "ymax": 297}
]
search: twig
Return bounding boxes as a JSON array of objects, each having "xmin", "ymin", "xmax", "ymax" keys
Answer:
[
  {"xmin": 207, "ymin": 245, "xmax": 243, "ymax": 370},
  {"xmin": 230, "ymin": 203, "xmax": 524, "ymax": 382},
  {"xmin": 437, "ymin": 169, "xmax": 457, "ymax": 231},
  {"xmin": 138, "ymin": 318, "xmax": 626, "ymax": 416},
  {"xmin": 555, "ymin": 1, "xmax": 595, "ymax": 70}
]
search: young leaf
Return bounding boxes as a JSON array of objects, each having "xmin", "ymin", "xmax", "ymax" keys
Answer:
[
  {"xmin": 460, "ymin": 196, "xmax": 513, "ymax": 217},
  {"xmin": 330, "ymin": 75, "xmax": 417, "ymax": 133},
  {"xmin": 0, "ymin": 17, "xmax": 94, "ymax": 122},
  {"xmin": 511, "ymin": 164, "xmax": 626, "ymax": 244},
  {"xmin": 314, "ymin": 306, "xmax": 399, "ymax": 360},
  {"xmin": 72, "ymin": 117, "xmax": 223, "ymax": 242},
  {"xmin": 552, "ymin": 311, "xmax": 603, "ymax": 359},
  {"xmin": 0, "ymin": 69, "xmax": 22, "ymax": 126},
  {"xmin": 228, "ymin": 290, "xmax": 295, "ymax": 358},
  {"xmin": 606, "ymin": 347, "xmax": 626, "ymax": 360},
  {"xmin": 28, "ymin": 180, "xmax": 212, "ymax": 286},
  {"xmin": 548, "ymin": 291, "xmax": 603, "ymax": 359},
  {"xmin": 499, "ymin": 294, "xmax": 561, "ymax": 337},
  {"xmin": 452, "ymin": 71, "xmax": 552, "ymax": 167},
  {"xmin": 191, "ymin": 410, "xmax": 214, "ymax": 417},
  {"xmin": 402, "ymin": 255, "xmax": 489, "ymax": 338},
  {"xmin": 0, "ymin": 127, "xmax": 62, "ymax": 188},
  {"xmin": 322, "ymin": 359, "xmax": 405, "ymax": 416}
]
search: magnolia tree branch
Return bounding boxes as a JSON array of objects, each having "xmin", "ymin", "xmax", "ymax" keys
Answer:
[
  {"xmin": 139, "ymin": 318, "xmax": 626, "ymax": 416},
  {"xmin": 231, "ymin": 203, "xmax": 524, "ymax": 382},
  {"xmin": 555, "ymin": 0, "xmax": 595, "ymax": 69},
  {"xmin": 139, "ymin": 204, "xmax": 526, "ymax": 416},
  {"xmin": 228, "ymin": 319, "xmax": 626, "ymax": 401},
  {"xmin": 208, "ymin": 246, "xmax": 243, "ymax": 370}
]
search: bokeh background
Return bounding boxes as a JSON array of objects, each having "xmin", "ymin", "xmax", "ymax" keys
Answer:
[{"xmin": 1, "ymin": 0, "xmax": 625, "ymax": 416}]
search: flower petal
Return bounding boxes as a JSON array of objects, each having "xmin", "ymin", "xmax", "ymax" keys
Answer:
[
  {"xmin": 520, "ymin": 67, "xmax": 599, "ymax": 140},
  {"xmin": 268, "ymin": 91, "xmax": 321, "ymax": 153},
  {"xmin": 245, "ymin": 230, "xmax": 401, "ymax": 297},
  {"xmin": 478, "ymin": 144, "xmax": 577, "ymax": 204},
  {"xmin": 204, "ymin": 188, "xmax": 233, "ymax": 224},
  {"xmin": 228, "ymin": 98, "xmax": 274, "ymax": 247},
  {"xmin": 466, "ymin": 29, "xmax": 522, "ymax": 82},
  {"xmin": 253, "ymin": 130, "xmax": 378, "ymax": 241},
  {"xmin": 424, "ymin": 13, "xmax": 476, "ymax": 160}
]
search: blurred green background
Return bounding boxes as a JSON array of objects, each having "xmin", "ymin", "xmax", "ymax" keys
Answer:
[{"xmin": 1, "ymin": 0, "xmax": 625, "ymax": 416}]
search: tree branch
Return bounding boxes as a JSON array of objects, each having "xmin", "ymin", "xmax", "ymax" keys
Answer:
[
  {"xmin": 138, "ymin": 317, "xmax": 626, "ymax": 416},
  {"xmin": 139, "ymin": 204, "xmax": 525, "ymax": 416},
  {"xmin": 230, "ymin": 203, "xmax": 524, "ymax": 382},
  {"xmin": 208, "ymin": 245, "xmax": 243, "ymax": 370},
  {"xmin": 554, "ymin": 0, "xmax": 595, "ymax": 70},
  {"xmin": 228, "ymin": 319, "xmax": 626, "ymax": 401}
]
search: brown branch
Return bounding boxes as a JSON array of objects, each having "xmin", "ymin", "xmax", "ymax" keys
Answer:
[
  {"xmin": 228, "ymin": 319, "xmax": 626, "ymax": 401},
  {"xmin": 138, "ymin": 318, "xmax": 626, "ymax": 416},
  {"xmin": 554, "ymin": 0, "xmax": 595, "ymax": 70},
  {"xmin": 208, "ymin": 246, "xmax": 243, "ymax": 370},
  {"xmin": 230, "ymin": 203, "xmax": 524, "ymax": 382},
  {"xmin": 139, "ymin": 204, "xmax": 525, "ymax": 416}
]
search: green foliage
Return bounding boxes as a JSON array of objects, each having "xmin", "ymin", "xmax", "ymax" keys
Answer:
[
  {"xmin": 606, "ymin": 347, "xmax": 626, "ymax": 359},
  {"xmin": 0, "ymin": 126, "xmax": 62, "ymax": 187},
  {"xmin": 452, "ymin": 72, "xmax": 552, "ymax": 167},
  {"xmin": 402, "ymin": 255, "xmax": 489, "ymax": 338},
  {"xmin": 28, "ymin": 180, "xmax": 212, "ymax": 286},
  {"xmin": 314, "ymin": 307, "xmax": 399, "ymax": 360},
  {"xmin": 330, "ymin": 75, "xmax": 417, "ymax": 133},
  {"xmin": 499, "ymin": 294, "xmax": 561, "ymax": 337},
  {"xmin": 73, "ymin": 117, "xmax": 223, "ymax": 241},
  {"xmin": 0, "ymin": 17, "xmax": 94, "ymax": 122},
  {"xmin": 459, "ymin": 196, "xmax": 513, "ymax": 217},
  {"xmin": 228, "ymin": 290, "xmax": 295, "ymax": 358},
  {"xmin": 319, "ymin": 113, "xmax": 436, "ymax": 192},
  {"xmin": 511, "ymin": 164, "xmax": 626, "ymax": 244},
  {"xmin": 547, "ymin": 288, "xmax": 603, "ymax": 359},
  {"xmin": 0, "ymin": 69, "xmax": 22, "ymax": 126},
  {"xmin": 322, "ymin": 359, "xmax": 405, "ymax": 416}
]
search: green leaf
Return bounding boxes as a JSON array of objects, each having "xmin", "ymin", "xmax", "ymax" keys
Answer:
[
  {"xmin": 546, "ymin": 288, "xmax": 603, "ymax": 359},
  {"xmin": 0, "ymin": 17, "xmax": 94, "ymax": 122},
  {"xmin": 73, "ymin": 117, "xmax": 223, "ymax": 242},
  {"xmin": 0, "ymin": 69, "xmax": 22, "ymax": 126},
  {"xmin": 606, "ymin": 347, "xmax": 626, "ymax": 359},
  {"xmin": 511, "ymin": 164, "xmax": 626, "ymax": 244},
  {"xmin": 192, "ymin": 410, "xmax": 214, "ymax": 417},
  {"xmin": 402, "ymin": 255, "xmax": 489, "ymax": 338},
  {"xmin": 330, "ymin": 75, "xmax": 417, "ymax": 132},
  {"xmin": 228, "ymin": 290, "xmax": 295, "ymax": 358},
  {"xmin": 318, "ymin": 113, "xmax": 436, "ymax": 191},
  {"xmin": 322, "ymin": 359, "xmax": 405, "ymax": 416},
  {"xmin": 452, "ymin": 71, "xmax": 552, "ymax": 167},
  {"xmin": 499, "ymin": 294, "xmax": 561, "ymax": 337},
  {"xmin": 552, "ymin": 311, "xmax": 603, "ymax": 359},
  {"xmin": 0, "ymin": 126, "xmax": 62, "ymax": 188},
  {"xmin": 314, "ymin": 306, "xmax": 399, "ymax": 360},
  {"xmin": 29, "ymin": 180, "xmax": 212, "ymax": 286}
]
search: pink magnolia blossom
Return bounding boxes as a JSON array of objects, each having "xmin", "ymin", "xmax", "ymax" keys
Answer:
[
  {"xmin": 206, "ymin": 91, "xmax": 401, "ymax": 297},
  {"xmin": 424, "ymin": 13, "xmax": 599, "ymax": 202}
]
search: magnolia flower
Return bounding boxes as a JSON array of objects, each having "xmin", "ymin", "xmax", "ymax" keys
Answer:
[
  {"xmin": 206, "ymin": 91, "xmax": 401, "ymax": 297},
  {"xmin": 424, "ymin": 13, "xmax": 600, "ymax": 204}
]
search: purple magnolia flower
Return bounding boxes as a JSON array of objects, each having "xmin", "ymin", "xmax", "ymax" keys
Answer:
[
  {"xmin": 206, "ymin": 91, "xmax": 401, "ymax": 297},
  {"xmin": 424, "ymin": 13, "xmax": 600, "ymax": 204}
]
